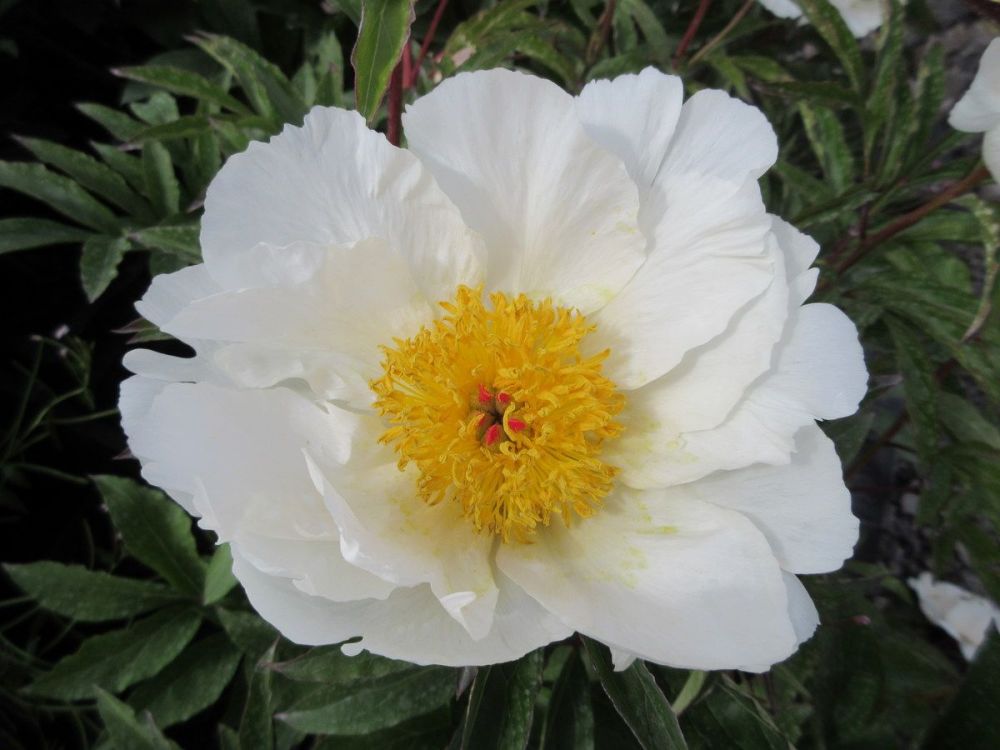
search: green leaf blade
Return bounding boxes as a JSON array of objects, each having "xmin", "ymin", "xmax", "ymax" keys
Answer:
[{"xmin": 352, "ymin": 0, "xmax": 414, "ymax": 122}]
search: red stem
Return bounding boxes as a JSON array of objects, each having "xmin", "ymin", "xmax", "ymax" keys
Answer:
[
  {"xmin": 387, "ymin": 60, "xmax": 404, "ymax": 146},
  {"xmin": 412, "ymin": 0, "xmax": 449, "ymax": 86},
  {"xmin": 673, "ymin": 0, "xmax": 714, "ymax": 68}
]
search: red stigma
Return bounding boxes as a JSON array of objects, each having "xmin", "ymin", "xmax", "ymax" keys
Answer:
[
  {"xmin": 496, "ymin": 391, "xmax": 511, "ymax": 405},
  {"xmin": 484, "ymin": 423, "xmax": 501, "ymax": 446},
  {"xmin": 507, "ymin": 418, "xmax": 526, "ymax": 432},
  {"xmin": 477, "ymin": 383, "xmax": 492, "ymax": 404}
]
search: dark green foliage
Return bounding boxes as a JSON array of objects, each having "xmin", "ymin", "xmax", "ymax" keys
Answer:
[{"xmin": 2, "ymin": 1, "xmax": 999, "ymax": 748}]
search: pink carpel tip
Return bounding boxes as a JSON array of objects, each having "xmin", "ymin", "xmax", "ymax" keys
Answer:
[
  {"xmin": 484, "ymin": 423, "xmax": 501, "ymax": 446},
  {"xmin": 477, "ymin": 384, "xmax": 492, "ymax": 404}
]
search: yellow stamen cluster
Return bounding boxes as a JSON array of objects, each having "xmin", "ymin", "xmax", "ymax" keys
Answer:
[{"xmin": 371, "ymin": 285, "xmax": 625, "ymax": 543}]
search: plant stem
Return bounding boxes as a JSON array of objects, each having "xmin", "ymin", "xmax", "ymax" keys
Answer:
[
  {"xmin": 387, "ymin": 59, "xmax": 404, "ymax": 146},
  {"xmin": 827, "ymin": 164, "xmax": 990, "ymax": 283},
  {"xmin": 673, "ymin": 0, "xmax": 714, "ymax": 69},
  {"xmin": 686, "ymin": 0, "xmax": 753, "ymax": 68},
  {"xmin": 412, "ymin": 0, "xmax": 449, "ymax": 86},
  {"xmin": 586, "ymin": 0, "xmax": 617, "ymax": 65}
]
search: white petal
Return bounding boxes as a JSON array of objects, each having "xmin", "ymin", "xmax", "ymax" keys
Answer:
[
  {"xmin": 576, "ymin": 68, "xmax": 684, "ymax": 189},
  {"xmin": 770, "ymin": 215, "xmax": 820, "ymax": 304},
  {"xmin": 342, "ymin": 573, "xmax": 571, "ymax": 667},
  {"xmin": 658, "ymin": 88, "xmax": 778, "ymax": 185},
  {"xmin": 949, "ymin": 40, "xmax": 1000, "ymax": 134},
  {"xmin": 233, "ymin": 548, "xmax": 569, "ymax": 665},
  {"xmin": 307, "ymin": 425, "xmax": 499, "ymax": 640},
  {"xmin": 163, "ymin": 238, "xmax": 433, "ymax": 406},
  {"xmin": 909, "ymin": 572, "xmax": 1000, "ymax": 661},
  {"xmin": 984, "ymin": 127, "xmax": 1000, "ymax": 185},
  {"xmin": 829, "ymin": 0, "xmax": 885, "ymax": 37},
  {"xmin": 201, "ymin": 106, "xmax": 483, "ymax": 301},
  {"xmin": 497, "ymin": 488, "xmax": 798, "ymax": 671},
  {"xmin": 590, "ymin": 175, "xmax": 774, "ymax": 388},
  {"xmin": 758, "ymin": 0, "xmax": 803, "ymax": 19},
  {"xmin": 403, "ymin": 69, "xmax": 645, "ymax": 313},
  {"xmin": 135, "ymin": 264, "xmax": 220, "ymax": 328},
  {"xmin": 784, "ymin": 573, "xmax": 820, "ymax": 644},
  {"xmin": 609, "ymin": 647, "xmax": 638, "ymax": 671},
  {"xmin": 690, "ymin": 425, "xmax": 858, "ymax": 574},
  {"xmin": 614, "ymin": 302, "xmax": 866, "ymax": 487}
]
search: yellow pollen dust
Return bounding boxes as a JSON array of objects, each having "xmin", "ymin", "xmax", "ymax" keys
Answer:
[{"xmin": 370, "ymin": 285, "xmax": 625, "ymax": 543}]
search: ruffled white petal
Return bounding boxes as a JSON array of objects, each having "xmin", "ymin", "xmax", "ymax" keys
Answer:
[
  {"xmin": 590, "ymin": 87, "xmax": 781, "ymax": 388},
  {"xmin": 402, "ymin": 69, "xmax": 645, "ymax": 313},
  {"xmin": 135, "ymin": 264, "xmax": 220, "ymax": 328},
  {"xmin": 201, "ymin": 105, "xmax": 484, "ymax": 301},
  {"xmin": 306, "ymin": 421, "xmax": 499, "ymax": 640},
  {"xmin": 233, "ymin": 549, "xmax": 568, "ymax": 665},
  {"xmin": 576, "ymin": 68, "xmax": 684, "ymax": 190},
  {"xmin": 689, "ymin": 425, "xmax": 858, "ymax": 574},
  {"xmin": 498, "ymin": 488, "xmax": 798, "ymax": 671},
  {"xmin": 949, "ymin": 39, "xmax": 1000, "ymax": 134},
  {"xmin": 162, "ymin": 238, "xmax": 433, "ymax": 407},
  {"xmin": 783, "ymin": 573, "xmax": 820, "ymax": 643},
  {"xmin": 909, "ymin": 572, "xmax": 1000, "ymax": 661},
  {"xmin": 613, "ymin": 302, "xmax": 866, "ymax": 487}
]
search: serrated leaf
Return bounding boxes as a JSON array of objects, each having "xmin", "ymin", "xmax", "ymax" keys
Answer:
[
  {"xmin": 582, "ymin": 639, "xmax": 687, "ymax": 750},
  {"xmin": 0, "ymin": 161, "xmax": 120, "ymax": 232},
  {"xmin": 0, "ymin": 217, "xmax": 90, "ymax": 254},
  {"xmin": 461, "ymin": 650, "xmax": 544, "ymax": 749},
  {"xmin": 92, "ymin": 143, "xmax": 146, "ymax": 192},
  {"xmin": 542, "ymin": 652, "xmax": 594, "ymax": 750},
  {"xmin": 131, "ymin": 634, "xmax": 241, "ymax": 729},
  {"xmin": 798, "ymin": 103, "xmax": 855, "ymax": 194},
  {"xmin": 77, "ymin": 102, "xmax": 145, "ymax": 141},
  {"xmin": 240, "ymin": 643, "xmax": 276, "ymax": 750},
  {"xmin": 795, "ymin": 0, "xmax": 865, "ymax": 92},
  {"xmin": 26, "ymin": 607, "xmax": 201, "ymax": 700},
  {"xmin": 142, "ymin": 141, "xmax": 180, "ymax": 216},
  {"xmin": 278, "ymin": 667, "xmax": 456, "ymax": 735},
  {"xmin": 94, "ymin": 475, "xmax": 205, "ymax": 596},
  {"xmin": 217, "ymin": 607, "xmax": 279, "ymax": 656},
  {"xmin": 81, "ymin": 235, "xmax": 129, "ymax": 301},
  {"xmin": 351, "ymin": 0, "xmax": 414, "ymax": 122},
  {"xmin": 114, "ymin": 65, "xmax": 250, "ymax": 114},
  {"xmin": 96, "ymin": 689, "xmax": 179, "ymax": 750},
  {"xmin": 131, "ymin": 92, "xmax": 181, "ymax": 127},
  {"xmin": 132, "ymin": 116, "xmax": 214, "ymax": 143},
  {"xmin": 203, "ymin": 544, "xmax": 237, "ymax": 605},
  {"xmin": 268, "ymin": 645, "xmax": 412, "ymax": 685},
  {"xmin": 193, "ymin": 33, "xmax": 308, "ymax": 126},
  {"xmin": 15, "ymin": 137, "xmax": 151, "ymax": 217},
  {"xmin": 131, "ymin": 224, "xmax": 201, "ymax": 262},
  {"xmin": 3, "ymin": 561, "xmax": 180, "ymax": 621}
]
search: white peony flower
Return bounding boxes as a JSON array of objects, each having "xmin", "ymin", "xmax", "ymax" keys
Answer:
[
  {"xmin": 909, "ymin": 573, "xmax": 1000, "ymax": 660},
  {"xmin": 758, "ymin": 0, "xmax": 885, "ymax": 38},
  {"xmin": 119, "ymin": 68, "xmax": 867, "ymax": 671},
  {"xmin": 949, "ymin": 38, "xmax": 1000, "ymax": 184}
]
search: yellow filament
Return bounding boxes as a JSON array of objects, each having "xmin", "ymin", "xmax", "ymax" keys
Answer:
[{"xmin": 370, "ymin": 285, "xmax": 624, "ymax": 543}]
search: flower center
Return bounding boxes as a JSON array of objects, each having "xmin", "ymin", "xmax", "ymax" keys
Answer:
[{"xmin": 370, "ymin": 285, "xmax": 625, "ymax": 543}]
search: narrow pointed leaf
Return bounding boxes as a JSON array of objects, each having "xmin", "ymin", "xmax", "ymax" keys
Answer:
[
  {"xmin": 0, "ymin": 161, "xmax": 120, "ymax": 232},
  {"xmin": 95, "ymin": 689, "xmax": 179, "ymax": 750},
  {"xmin": 81, "ymin": 235, "xmax": 129, "ymax": 301},
  {"xmin": 0, "ymin": 217, "xmax": 90, "ymax": 254},
  {"xmin": 352, "ymin": 0, "xmax": 414, "ymax": 122}
]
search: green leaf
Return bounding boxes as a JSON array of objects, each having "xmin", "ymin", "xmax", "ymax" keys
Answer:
[
  {"xmin": 798, "ymin": 103, "xmax": 855, "ymax": 194},
  {"xmin": 131, "ymin": 634, "xmax": 241, "ymax": 729},
  {"xmin": 351, "ymin": 0, "xmax": 414, "ymax": 122},
  {"xmin": 938, "ymin": 392, "xmax": 1000, "ymax": 450},
  {"xmin": 94, "ymin": 475, "xmax": 205, "ymax": 596},
  {"xmin": 268, "ymin": 645, "xmax": 412, "ymax": 685},
  {"xmin": 203, "ymin": 544, "xmax": 238, "ymax": 605},
  {"xmin": 26, "ymin": 607, "xmax": 201, "ymax": 700},
  {"xmin": 92, "ymin": 143, "xmax": 146, "ymax": 192},
  {"xmin": 822, "ymin": 410, "xmax": 875, "ymax": 466},
  {"xmin": 461, "ymin": 650, "xmax": 544, "ymax": 749},
  {"xmin": 921, "ymin": 629, "xmax": 1000, "ymax": 749},
  {"xmin": 131, "ymin": 224, "xmax": 201, "ymax": 262},
  {"xmin": 217, "ymin": 608, "xmax": 279, "ymax": 657},
  {"xmin": 96, "ymin": 689, "xmax": 179, "ymax": 750},
  {"xmin": 0, "ymin": 217, "xmax": 90, "ymax": 254},
  {"xmin": 14, "ymin": 137, "xmax": 151, "ymax": 217},
  {"xmin": 794, "ymin": 0, "xmax": 865, "ymax": 92},
  {"xmin": 114, "ymin": 65, "xmax": 250, "ymax": 114},
  {"xmin": 0, "ymin": 161, "xmax": 120, "ymax": 232},
  {"xmin": 193, "ymin": 33, "xmax": 308, "ymax": 126},
  {"xmin": 582, "ymin": 639, "xmax": 687, "ymax": 750},
  {"xmin": 81, "ymin": 235, "xmax": 129, "ymax": 301},
  {"xmin": 865, "ymin": 0, "xmax": 903, "ymax": 160},
  {"xmin": 277, "ymin": 667, "xmax": 456, "ymax": 735},
  {"xmin": 541, "ymin": 653, "xmax": 594, "ymax": 750},
  {"xmin": 77, "ymin": 102, "xmax": 145, "ymax": 141},
  {"xmin": 3, "ymin": 561, "xmax": 179, "ymax": 622},
  {"xmin": 240, "ymin": 643, "xmax": 276, "ymax": 750},
  {"xmin": 132, "ymin": 116, "xmax": 214, "ymax": 143},
  {"xmin": 766, "ymin": 81, "xmax": 860, "ymax": 109},
  {"xmin": 142, "ymin": 141, "xmax": 180, "ymax": 216},
  {"xmin": 886, "ymin": 318, "xmax": 939, "ymax": 466}
]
